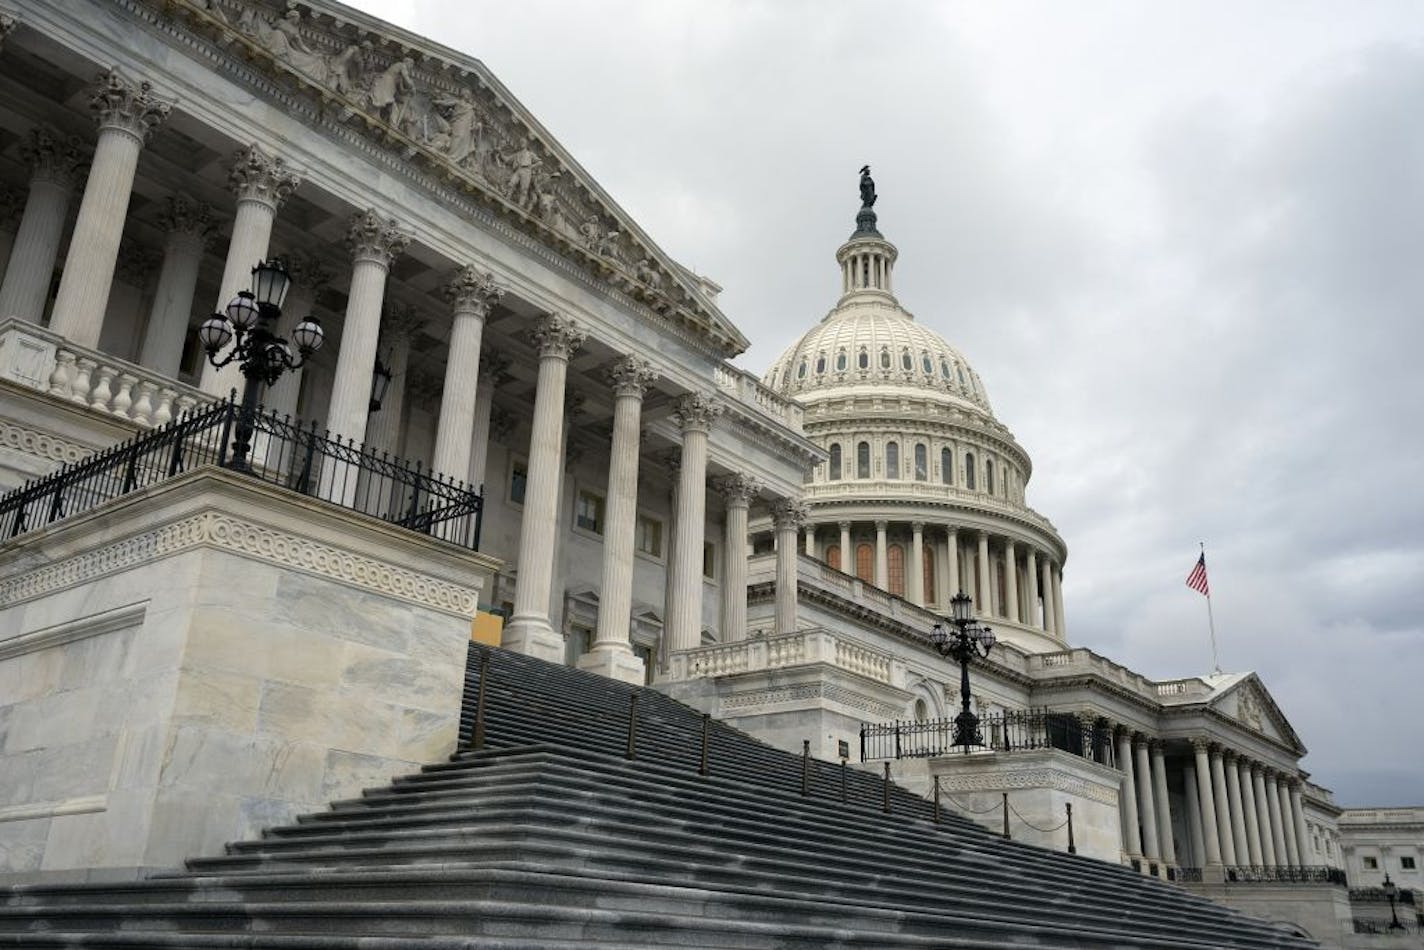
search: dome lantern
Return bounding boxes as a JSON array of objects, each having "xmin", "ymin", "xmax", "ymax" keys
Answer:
[{"xmin": 836, "ymin": 165, "xmax": 899, "ymax": 303}]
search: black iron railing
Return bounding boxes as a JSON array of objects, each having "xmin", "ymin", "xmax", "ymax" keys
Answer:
[
  {"xmin": 860, "ymin": 708, "xmax": 1092, "ymax": 761},
  {"xmin": 1177, "ymin": 865, "xmax": 1348, "ymax": 886},
  {"xmin": 1352, "ymin": 886, "xmax": 1416, "ymax": 905},
  {"xmin": 0, "ymin": 397, "xmax": 483, "ymax": 549},
  {"xmin": 1353, "ymin": 918, "xmax": 1421, "ymax": 934}
]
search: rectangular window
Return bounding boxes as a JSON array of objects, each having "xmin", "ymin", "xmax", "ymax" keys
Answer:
[
  {"xmin": 1403, "ymin": 857, "xmax": 1418, "ymax": 870},
  {"xmin": 1363, "ymin": 856, "xmax": 1379, "ymax": 869},
  {"xmin": 510, "ymin": 461, "xmax": 528, "ymax": 505},
  {"xmin": 576, "ymin": 489, "xmax": 605, "ymax": 535},
  {"xmin": 635, "ymin": 515, "xmax": 663, "ymax": 557},
  {"xmin": 703, "ymin": 541, "xmax": 716, "ymax": 579}
]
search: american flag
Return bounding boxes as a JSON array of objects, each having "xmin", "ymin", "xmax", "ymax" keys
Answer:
[{"xmin": 1185, "ymin": 553, "xmax": 1210, "ymax": 597}]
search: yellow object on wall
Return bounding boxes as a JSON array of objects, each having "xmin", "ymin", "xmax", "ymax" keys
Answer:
[{"xmin": 471, "ymin": 610, "xmax": 504, "ymax": 646}]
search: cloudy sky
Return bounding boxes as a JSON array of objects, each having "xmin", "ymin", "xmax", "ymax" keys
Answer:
[{"xmin": 351, "ymin": 0, "xmax": 1424, "ymax": 807}]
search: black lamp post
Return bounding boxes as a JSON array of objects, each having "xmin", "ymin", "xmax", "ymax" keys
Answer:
[
  {"xmin": 199, "ymin": 259, "xmax": 324, "ymax": 472},
  {"xmin": 930, "ymin": 591, "xmax": 996, "ymax": 749},
  {"xmin": 1383, "ymin": 872, "xmax": 1404, "ymax": 931}
]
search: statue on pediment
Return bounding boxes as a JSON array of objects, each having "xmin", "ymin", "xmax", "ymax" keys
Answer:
[
  {"xmin": 327, "ymin": 42, "xmax": 366, "ymax": 99},
  {"xmin": 433, "ymin": 88, "xmax": 482, "ymax": 167},
  {"xmin": 504, "ymin": 137, "xmax": 540, "ymax": 208},
  {"xmin": 368, "ymin": 57, "xmax": 415, "ymax": 129},
  {"xmin": 635, "ymin": 258, "xmax": 662, "ymax": 290}
]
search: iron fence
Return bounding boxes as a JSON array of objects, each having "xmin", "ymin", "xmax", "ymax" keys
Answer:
[
  {"xmin": 0, "ymin": 397, "xmax": 483, "ymax": 549},
  {"xmin": 1352, "ymin": 887, "xmax": 1416, "ymax": 905},
  {"xmin": 1177, "ymin": 865, "xmax": 1349, "ymax": 886},
  {"xmin": 860, "ymin": 708, "xmax": 1093, "ymax": 761}
]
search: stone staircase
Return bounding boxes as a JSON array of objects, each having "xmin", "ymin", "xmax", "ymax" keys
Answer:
[{"xmin": 0, "ymin": 643, "xmax": 1318, "ymax": 948}]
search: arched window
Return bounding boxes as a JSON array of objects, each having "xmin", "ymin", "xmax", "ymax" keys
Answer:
[
  {"xmin": 886, "ymin": 441, "xmax": 900, "ymax": 479},
  {"xmin": 879, "ymin": 347, "xmax": 891, "ymax": 369},
  {"xmin": 826, "ymin": 543, "xmax": 841, "ymax": 572},
  {"xmin": 923, "ymin": 545, "xmax": 936, "ymax": 603},
  {"xmin": 815, "ymin": 353, "xmax": 826, "ymax": 374},
  {"xmin": 858, "ymin": 348, "xmax": 869, "ymax": 370},
  {"xmin": 940, "ymin": 358, "xmax": 951, "ymax": 380},
  {"xmin": 914, "ymin": 443, "xmax": 928, "ymax": 481},
  {"xmin": 887, "ymin": 543, "xmax": 905, "ymax": 596},
  {"xmin": 986, "ymin": 460, "xmax": 995, "ymax": 495},
  {"xmin": 914, "ymin": 698, "xmax": 928, "ymax": 721},
  {"xmin": 856, "ymin": 441, "xmax": 870, "ymax": 478},
  {"xmin": 855, "ymin": 543, "xmax": 874, "ymax": 582},
  {"xmin": 957, "ymin": 366, "xmax": 967, "ymax": 388},
  {"xmin": 836, "ymin": 349, "xmax": 847, "ymax": 371},
  {"xmin": 922, "ymin": 353, "xmax": 934, "ymax": 375},
  {"xmin": 941, "ymin": 447, "xmax": 953, "ymax": 485},
  {"xmin": 901, "ymin": 349, "xmax": 913, "ymax": 371},
  {"xmin": 965, "ymin": 452, "xmax": 976, "ymax": 490},
  {"xmin": 828, "ymin": 443, "xmax": 842, "ymax": 481},
  {"xmin": 796, "ymin": 359, "xmax": 807, "ymax": 380}
]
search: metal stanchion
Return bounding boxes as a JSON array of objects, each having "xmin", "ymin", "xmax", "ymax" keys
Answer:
[
  {"xmin": 801, "ymin": 740, "xmax": 811, "ymax": 796},
  {"xmin": 933, "ymin": 775, "xmax": 941, "ymax": 825},
  {"xmin": 625, "ymin": 692, "xmax": 638, "ymax": 760},
  {"xmin": 699, "ymin": 713, "xmax": 710, "ymax": 776},
  {"xmin": 882, "ymin": 762, "xmax": 891, "ymax": 814},
  {"xmin": 1066, "ymin": 803, "xmax": 1076, "ymax": 854},
  {"xmin": 472, "ymin": 651, "xmax": 490, "ymax": 751},
  {"xmin": 1002, "ymin": 792, "xmax": 1010, "ymax": 839}
]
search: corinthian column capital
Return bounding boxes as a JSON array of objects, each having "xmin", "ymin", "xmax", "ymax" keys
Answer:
[
  {"xmin": 346, "ymin": 208, "xmax": 410, "ymax": 266},
  {"xmin": 444, "ymin": 265, "xmax": 504, "ymax": 316},
  {"xmin": 21, "ymin": 127, "xmax": 87, "ymax": 189},
  {"xmin": 771, "ymin": 497, "xmax": 810, "ymax": 530},
  {"xmin": 283, "ymin": 249, "xmax": 332, "ymax": 291},
  {"xmin": 672, "ymin": 391, "xmax": 723, "ymax": 433},
  {"xmin": 157, "ymin": 194, "xmax": 215, "ymax": 243},
  {"xmin": 529, "ymin": 312, "xmax": 586, "ymax": 359},
  {"xmin": 89, "ymin": 69, "xmax": 170, "ymax": 143},
  {"xmin": 713, "ymin": 473, "xmax": 762, "ymax": 507},
  {"xmin": 228, "ymin": 143, "xmax": 302, "ymax": 209},
  {"xmin": 607, "ymin": 355, "xmax": 657, "ymax": 399}
]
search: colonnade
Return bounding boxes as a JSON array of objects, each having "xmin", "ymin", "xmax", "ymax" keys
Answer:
[
  {"xmin": 0, "ymin": 68, "xmax": 807, "ymax": 684},
  {"xmin": 1101, "ymin": 726, "xmax": 1313, "ymax": 871},
  {"xmin": 810, "ymin": 519, "xmax": 1064, "ymax": 634}
]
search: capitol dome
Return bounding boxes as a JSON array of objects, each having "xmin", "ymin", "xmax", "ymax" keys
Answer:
[{"xmin": 762, "ymin": 169, "xmax": 1068, "ymax": 654}]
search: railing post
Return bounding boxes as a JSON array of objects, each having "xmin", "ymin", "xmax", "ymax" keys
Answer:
[
  {"xmin": 294, "ymin": 420, "xmax": 318, "ymax": 495},
  {"xmin": 698, "ymin": 713, "xmax": 710, "ymax": 777},
  {"xmin": 216, "ymin": 392, "xmax": 235, "ymax": 467},
  {"xmin": 471, "ymin": 650, "xmax": 490, "ymax": 751},
  {"xmin": 801, "ymin": 739, "xmax": 810, "ymax": 797},
  {"xmin": 120, "ymin": 439, "xmax": 140, "ymax": 494},
  {"xmin": 882, "ymin": 762, "xmax": 891, "ymax": 814},
  {"xmin": 625, "ymin": 692, "xmax": 638, "ymax": 760},
  {"xmin": 859, "ymin": 724, "xmax": 866, "ymax": 763},
  {"xmin": 1066, "ymin": 802, "xmax": 1076, "ymax": 854},
  {"xmin": 840, "ymin": 757, "xmax": 848, "ymax": 803},
  {"xmin": 933, "ymin": 775, "xmax": 942, "ymax": 825},
  {"xmin": 1002, "ymin": 792, "xmax": 1010, "ymax": 838},
  {"xmin": 894, "ymin": 720, "xmax": 902, "ymax": 759}
]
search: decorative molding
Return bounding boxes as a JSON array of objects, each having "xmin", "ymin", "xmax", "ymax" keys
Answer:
[
  {"xmin": 0, "ymin": 602, "xmax": 146, "ymax": 662},
  {"xmin": 0, "ymin": 510, "xmax": 480, "ymax": 615},
  {"xmin": 0, "ymin": 794, "xmax": 107, "ymax": 826},
  {"xmin": 723, "ymin": 681, "xmax": 901, "ymax": 719},
  {"xmin": 0, "ymin": 418, "xmax": 93, "ymax": 464},
  {"xmin": 938, "ymin": 766, "xmax": 1120, "ymax": 806}
]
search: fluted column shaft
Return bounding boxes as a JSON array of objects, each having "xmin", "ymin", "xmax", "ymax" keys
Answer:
[
  {"xmin": 1026, "ymin": 548, "xmax": 1040, "ymax": 626},
  {"xmin": 1134, "ymin": 738, "xmax": 1160, "ymax": 861},
  {"xmin": 1266, "ymin": 773, "xmax": 1289, "ymax": 865},
  {"xmin": 1193, "ymin": 742, "xmax": 1223, "ymax": 865},
  {"xmin": 504, "ymin": 315, "xmax": 585, "ymax": 657},
  {"xmin": 1252, "ymin": 766, "xmax": 1278, "ymax": 867},
  {"xmin": 1238, "ymin": 758, "xmax": 1264, "ymax": 865},
  {"xmin": 803, "ymin": 525, "xmax": 815, "ymax": 557},
  {"xmin": 1004, "ymin": 539, "xmax": 1020, "ymax": 623},
  {"xmin": 908, "ymin": 522, "xmax": 925, "ymax": 606},
  {"xmin": 838, "ymin": 522, "xmax": 851, "ymax": 571},
  {"xmin": 362, "ymin": 307, "xmax": 419, "ymax": 457},
  {"xmin": 1183, "ymin": 763, "xmax": 1207, "ymax": 865},
  {"xmin": 0, "ymin": 130, "xmax": 84, "ymax": 324},
  {"xmin": 977, "ymin": 530, "xmax": 991, "ymax": 615},
  {"xmin": 1116, "ymin": 731, "xmax": 1142, "ymax": 856},
  {"xmin": 666, "ymin": 394, "xmax": 722, "ymax": 653},
  {"xmin": 1040, "ymin": 557, "xmax": 1055, "ymax": 634},
  {"xmin": 1289, "ymin": 783, "xmax": 1310, "ymax": 869},
  {"xmin": 874, "ymin": 520, "xmax": 888, "ymax": 589},
  {"xmin": 138, "ymin": 200, "xmax": 209, "ymax": 376},
  {"xmin": 1276, "ymin": 778, "xmax": 1299, "ymax": 865},
  {"xmin": 264, "ymin": 252, "xmax": 328, "ymax": 419},
  {"xmin": 51, "ymin": 73, "xmax": 169, "ymax": 347},
  {"xmin": 719, "ymin": 476, "xmax": 758, "ymax": 641},
  {"xmin": 773, "ymin": 500, "xmax": 805, "ymax": 634},
  {"xmin": 432, "ymin": 268, "xmax": 502, "ymax": 480},
  {"xmin": 1151, "ymin": 742, "xmax": 1176, "ymax": 864},
  {"xmin": 581, "ymin": 357, "xmax": 654, "ymax": 680},
  {"xmin": 1209, "ymin": 747, "xmax": 1237, "ymax": 864},
  {"xmin": 1224, "ymin": 754, "xmax": 1251, "ymax": 867},
  {"xmin": 1052, "ymin": 563, "xmax": 1066, "ymax": 636}
]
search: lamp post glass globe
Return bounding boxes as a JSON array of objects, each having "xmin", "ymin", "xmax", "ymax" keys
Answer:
[
  {"xmin": 198, "ymin": 314, "xmax": 233, "ymax": 354},
  {"xmin": 291, "ymin": 316, "xmax": 324, "ymax": 354},
  {"xmin": 250, "ymin": 258, "xmax": 291, "ymax": 310},
  {"xmin": 225, "ymin": 290, "xmax": 260, "ymax": 331}
]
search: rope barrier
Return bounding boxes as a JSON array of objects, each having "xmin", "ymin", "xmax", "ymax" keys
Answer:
[{"xmin": 1007, "ymin": 798, "xmax": 1070, "ymax": 833}]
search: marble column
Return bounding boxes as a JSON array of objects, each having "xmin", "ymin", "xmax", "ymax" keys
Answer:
[
  {"xmin": 1116, "ymin": 730, "xmax": 1142, "ymax": 857},
  {"xmin": 935, "ymin": 532, "xmax": 951, "ymax": 606},
  {"xmin": 976, "ymin": 530, "xmax": 991, "ymax": 615},
  {"xmin": 1238, "ymin": 758, "xmax": 1265, "ymax": 866},
  {"xmin": 665, "ymin": 393, "xmax": 722, "ymax": 653},
  {"xmin": 874, "ymin": 520, "xmax": 888, "ymax": 589},
  {"xmin": 1004, "ymin": 539, "xmax": 1020, "ymax": 623},
  {"xmin": 1151, "ymin": 741, "xmax": 1176, "ymax": 865},
  {"xmin": 1051, "ymin": 562, "xmax": 1066, "ymax": 637},
  {"xmin": 1134, "ymin": 736, "xmax": 1160, "ymax": 861},
  {"xmin": 1040, "ymin": 557, "xmax": 1055, "ymax": 635},
  {"xmin": 772, "ymin": 498, "xmax": 807, "ymax": 634},
  {"xmin": 578, "ymin": 355, "xmax": 656, "ymax": 683},
  {"xmin": 717, "ymin": 474, "xmax": 760, "ymax": 641},
  {"xmin": 1277, "ymin": 778, "xmax": 1300, "ymax": 865},
  {"xmin": 803, "ymin": 524, "xmax": 815, "ymax": 557},
  {"xmin": 1266, "ymin": 771, "xmax": 1289, "ymax": 866},
  {"xmin": 946, "ymin": 527, "xmax": 960, "ymax": 596},
  {"xmin": 50, "ymin": 71, "xmax": 170, "ymax": 348},
  {"xmin": 1183, "ymin": 762, "xmax": 1207, "ymax": 867},
  {"xmin": 1026, "ymin": 547, "xmax": 1040, "ymax": 627},
  {"xmin": 656, "ymin": 450, "xmax": 681, "ymax": 670},
  {"xmin": 1192, "ymin": 740, "xmax": 1223, "ymax": 865},
  {"xmin": 135, "ymin": 196, "xmax": 211, "ymax": 377},
  {"xmin": 361, "ymin": 304, "xmax": 422, "ymax": 458},
  {"xmin": 1289, "ymin": 781, "xmax": 1310, "ymax": 868},
  {"xmin": 467, "ymin": 350, "xmax": 511, "ymax": 491},
  {"xmin": 263, "ymin": 250, "xmax": 329, "ymax": 420},
  {"xmin": 196, "ymin": 143, "xmax": 302, "ymax": 396},
  {"xmin": 503, "ymin": 314, "xmax": 586, "ymax": 659},
  {"xmin": 838, "ymin": 521, "xmax": 851, "ymax": 572},
  {"xmin": 1224, "ymin": 752, "xmax": 1251, "ymax": 868},
  {"xmin": 908, "ymin": 521, "xmax": 925, "ymax": 606},
  {"xmin": 1209, "ymin": 746, "xmax": 1237, "ymax": 865},
  {"xmin": 1253, "ymin": 765, "xmax": 1278, "ymax": 868},
  {"xmin": 431, "ymin": 266, "xmax": 503, "ymax": 480},
  {"xmin": 325, "ymin": 210, "xmax": 409, "ymax": 444},
  {"xmin": 0, "ymin": 128, "xmax": 85, "ymax": 324}
]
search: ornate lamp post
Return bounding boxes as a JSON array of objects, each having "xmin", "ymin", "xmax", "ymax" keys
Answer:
[
  {"xmin": 1382, "ymin": 872, "xmax": 1404, "ymax": 931},
  {"xmin": 199, "ymin": 259, "xmax": 324, "ymax": 472},
  {"xmin": 931, "ymin": 591, "xmax": 996, "ymax": 749}
]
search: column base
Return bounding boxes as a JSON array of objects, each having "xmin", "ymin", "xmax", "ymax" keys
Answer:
[
  {"xmin": 575, "ymin": 644, "xmax": 646, "ymax": 685},
  {"xmin": 500, "ymin": 615, "xmax": 565, "ymax": 663}
]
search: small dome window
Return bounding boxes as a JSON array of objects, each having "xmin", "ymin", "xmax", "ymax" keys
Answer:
[
  {"xmin": 879, "ymin": 348, "xmax": 891, "ymax": 370},
  {"xmin": 940, "ymin": 359, "xmax": 951, "ymax": 379},
  {"xmin": 815, "ymin": 353, "xmax": 826, "ymax": 375},
  {"xmin": 922, "ymin": 353, "xmax": 934, "ymax": 375},
  {"xmin": 956, "ymin": 365, "xmax": 967, "ymax": 388},
  {"xmin": 836, "ymin": 349, "xmax": 847, "ymax": 371},
  {"xmin": 797, "ymin": 359, "xmax": 808, "ymax": 380},
  {"xmin": 858, "ymin": 348, "xmax": 869, "ymax": 370},
  {"xmin": 900, "ymin": 349, "xmax": 913, "ymax": 371}
]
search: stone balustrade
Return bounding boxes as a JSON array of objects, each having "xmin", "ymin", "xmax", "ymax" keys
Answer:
[
  {"xmin": 0, "ymin": 318, "xmax": 211, "ymax": 427},
  {"xmin": 802, "ymin": 478, "xmax": 1061, "ymax": 537},
  {"xmin": 714, "ymin": 363, "xmax": 804, "ymax": 430},
  {"xmin": 1028, "ymin": 647, "xmax": 1172, "ymax": 701},
  {"xmin": 668, "ymin": 625, "xmax": 899, "ymax": 687}
]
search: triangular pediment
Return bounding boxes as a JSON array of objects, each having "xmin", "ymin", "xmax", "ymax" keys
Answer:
[
  {"xmin": 1209, "ymin": 674, "xmax": 1305, "ymax": 754},
  {"xmin": 158, "ymin": 0, "xmax": 749, "ymax": 356}
]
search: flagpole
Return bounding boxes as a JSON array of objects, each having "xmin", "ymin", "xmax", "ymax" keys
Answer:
[{"xmin": 1201, "ymin": 541, "xmax": 1221, "ymax": 674}]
